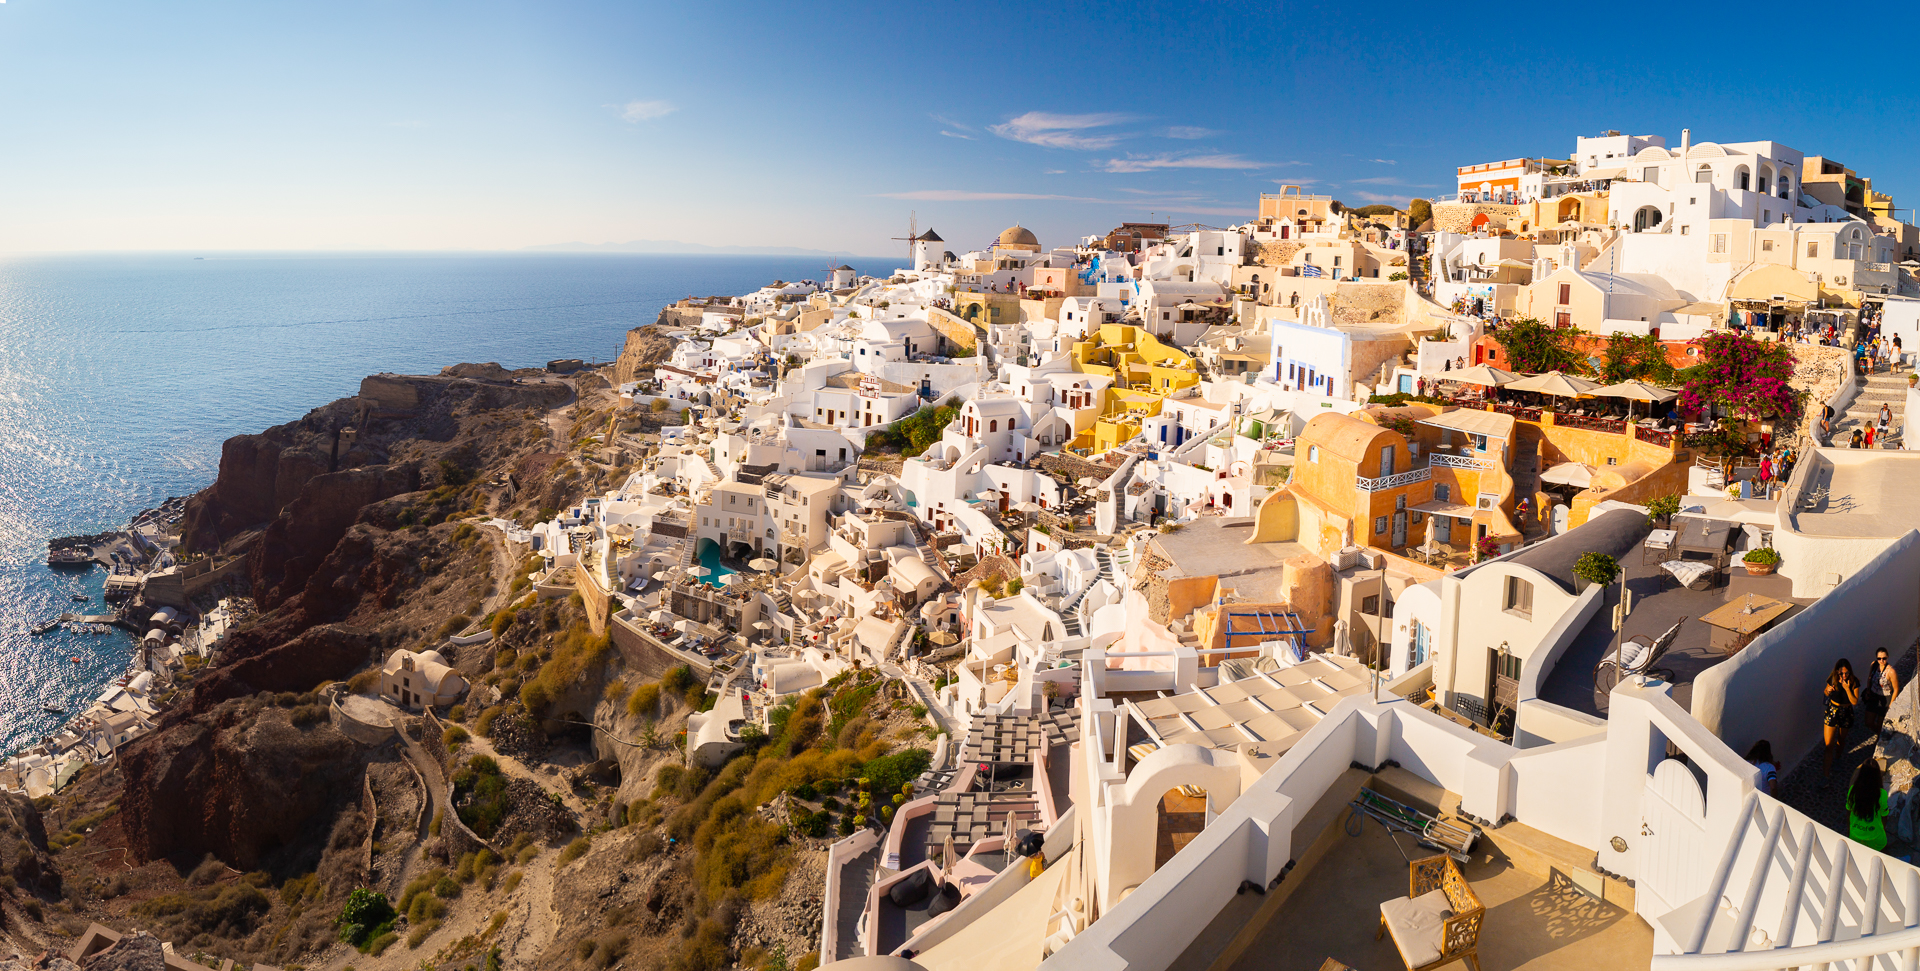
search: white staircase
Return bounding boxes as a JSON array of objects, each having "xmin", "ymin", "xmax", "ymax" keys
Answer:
[
  {"xmin": 1832, "ymin": 367, "xmax": 1910, "ymax": 448},
  {"xmin": 1657, "ymin": 792, "xmax": 1920, "ymax": 969}
]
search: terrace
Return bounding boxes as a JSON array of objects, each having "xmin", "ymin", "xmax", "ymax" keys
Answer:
[{"xmin": 1537, "ymin": 530, "xmax": 1814, "ymax": 717}]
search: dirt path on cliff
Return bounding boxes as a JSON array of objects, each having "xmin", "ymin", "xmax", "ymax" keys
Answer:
[
  {"xmin": 463, "ymin": 735, "xmax": 590, "ymax": 817},
  {"xmin": 538, "ymin": 379, "xmax": 578, "ymax": 449}
]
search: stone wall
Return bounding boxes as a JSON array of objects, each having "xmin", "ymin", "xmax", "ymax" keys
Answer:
[
  {"xmin": 357, "ymin": 374, "xmax": 422, "ymax": 416},
  {"xmin": 926, "ymin": 307, "xmax": 984, "ymax": 351},
  {"xmin": 1430, "ymin": 203, "xmax": 1519, "ymax": 235},
  {"xmin": 1251, "ymin": 239, "xmax": 1301, "ymax": 267},
  {"xmin": 1330, "ymin": 283, "xmax": 1407, "ymax": 326},
  {"xmin": 576, "ymin": 565, "xmax": 610, "ymax": 636},
  {"xmin": 609, "ymin": 614, "xmax": 711, "ymax": 681}
]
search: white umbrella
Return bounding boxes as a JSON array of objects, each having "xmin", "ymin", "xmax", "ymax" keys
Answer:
[
  {"xmin": 1591, "ymin": 379, "xmax": 1680, "ymax": 423},
  {"xmin": 929, "ymin": 630, "xmax": 959, "ymax": 646},
  {"xmin": 687, "ymin": 565, "xmax": 712, "ymax": 578},
  {"xmin": 793, "ymin": 588, "xmax": 819, "ymax": 601},
  {"xmin": 748, "ymin": 557, "xmax": 779, "ymax": 572},
  {"xmin": 1012, "ymin": 501, "xmax": 1041, "ymax": 514},
  {"xmin": 752, "ymin": 620, "xmax": 773, "ymax": 631},
  {"xmin": 874, "ymin": 588, "xmax": 896, "ymax": 603},
  {"xmin": 675, "ymin": 619, "xmax": 697, "ymax": 634},
  {"xmin": 1540, "ymin": 462, "xmax": 1595, "ymax": 488},
  {"xmin": 1448, "ymin": 364, "xmax": 1521, "ymax": 388},
  {"xmin": 651, "ymin": 571, "xmax": 673, "ymax": 582},
  {"xmin": 1504, "ymin": 370, "xmax": 1600, "ymax": 398}
]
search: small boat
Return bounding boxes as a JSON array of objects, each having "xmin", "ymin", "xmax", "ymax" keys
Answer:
[
  {"xmin": 69, "ymin": 657, "xmax": 82, "ymax": 663},
  {"xmin": 42, "ymin": 705, "xmax": 63, "ymax": 715},
  {"xmin": 70, "ymin": 594, "xmax": 89, "ymax": 603},
  {"xmin": 29, "ymin": 619, "xmax": 60, "ymax": 636}
]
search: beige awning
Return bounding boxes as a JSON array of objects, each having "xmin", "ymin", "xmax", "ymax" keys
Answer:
[
  {"xmin": 1540, "ymin": 462, "xmax": 1595, "ymax": 487},
  {"xmin": 1506, "ymin": 370, "xmax": 1600, "ymax": 398},
  {"xmin": 1447, "ymin": 364, "xmax": 1521, "ymax": 387},
  {"xmin": 1412, "ymin": 499, "xmax": 1476, "ymax": 517},
  {"xmin": 1670, "ymin": 301, "xmax": 1723, "ymax": 317},
  {"xmin": 1418, "ymin": 408, "xmax": 1516, "ymax": 440},
  {"xmin": 1591, "ymin": 379, "xmax": 1678, "ymax": 403}
]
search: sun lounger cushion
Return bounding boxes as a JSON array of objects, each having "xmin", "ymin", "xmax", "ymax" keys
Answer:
[
  {"xmin": 1380, "ymin": 888, "xmax": 1452, "ymax": 969},
  {"xmin": 1662, "ymin": 560, "xmax": 1714, "ymax": 589},
  {"xmin": 1618, "ymin": 636, "xmax": 1655, "ymax": 671}
]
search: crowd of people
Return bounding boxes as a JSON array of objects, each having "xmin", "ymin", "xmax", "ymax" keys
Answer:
[{"xmin": 1742, "ymin": 649, "xmax": 1907, "ymax": 852}]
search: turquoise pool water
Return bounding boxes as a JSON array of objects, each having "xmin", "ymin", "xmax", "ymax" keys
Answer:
[{"xmin": 695, "ymin": 538, "xmax": 735, "ymax": 588}]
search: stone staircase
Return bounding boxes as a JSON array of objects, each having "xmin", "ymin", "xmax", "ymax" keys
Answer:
[
  {"xmin": 1057, "ymin": 549, "xmax": 1121, "ymax": 641},
  {"xmin": 1832, "ymin": 364, "xmax": 1910, "ymax": 447}
]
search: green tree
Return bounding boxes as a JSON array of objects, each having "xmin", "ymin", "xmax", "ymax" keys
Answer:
[
  {"xmin": 1598, "ymin": 332, "xmax": 1676, "ymax": 384},
  {"xmin": 1490, "ymin": 317, "xmax": 1587, "ymax": 374},
  {"xmin": 1407, "ymin": 198, "xmax": 1433, "ymax": 230}
]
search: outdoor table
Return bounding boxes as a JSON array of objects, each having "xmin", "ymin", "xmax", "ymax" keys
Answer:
[
  {"xmin": 1699, "ymin": 594, "xmax": 1794, "ymax": 654},
  {"xmin": 1673, "ymin": 516, "xmax": 1733, "ymax": 567}
]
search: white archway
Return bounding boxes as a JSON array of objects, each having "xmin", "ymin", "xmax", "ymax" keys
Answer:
[{"xmin": 1100, "ymin": 744, "xmax": 1244, "ymax": 913}]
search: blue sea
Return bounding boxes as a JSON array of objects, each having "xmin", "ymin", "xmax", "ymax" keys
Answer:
[{"xmin": 0, "ymin": 251, "xmax": 894, "ymax": 754}]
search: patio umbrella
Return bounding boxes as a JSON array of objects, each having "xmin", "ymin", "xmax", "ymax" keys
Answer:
[
  {"xmin": 651, "ymin": 571, "xmax": 673, "ymax": 582},
  {"xmin": 1504, "ymin": 370, "xmax": 1600, "ymax": 398},
  {"xmin": 752, "ymin": 620, "xmax": 773, "ymax": 631},
  {"xmin": 929, "ymin": 630, "xmax": 958, "ymax": 646},
  {"xmin": 874, "ymin": 588, "xmax": 896, "ymax": 603},
  {"xmin": 1540, "ymin": 462, "xmax": 1595, "ymax": 488},
  {"xmin": 748, "ymin": 557, "xmax": 779, "ymax": 572},
  {"xmin": 1591, "ymin": 379, "xmax": 1679, "ymax": 423},
  {"xmin": 1448, "ymin": 364, "xmax": 1521, "ymax": 388},
  {"xmin": 687, "ymin": 565, "xmax": 712, "ymax": 578}
]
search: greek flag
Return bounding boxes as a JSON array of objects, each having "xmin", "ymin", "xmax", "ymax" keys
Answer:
[{"xmin": 1298, "ymin": 264, "xmax": 1323, "ymax": 278}]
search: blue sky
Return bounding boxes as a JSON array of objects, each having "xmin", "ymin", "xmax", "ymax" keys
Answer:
[{"xmin": 3, "ymin": 1, "xmax": 1916, "ymax": 255}]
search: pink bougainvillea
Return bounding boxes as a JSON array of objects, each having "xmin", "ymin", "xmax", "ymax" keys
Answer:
[{"xmin": 1677, "ymin": 333, "xmax": 1801, "ymax": 420}]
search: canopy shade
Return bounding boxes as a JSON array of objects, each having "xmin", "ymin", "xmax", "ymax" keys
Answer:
[
  {"xmin": 1447, "ymin": 364, "xmax": 1521, "ymax": 387},
  {"xmin": 1591, "ymin": 379, "xmax": 1678, "ymax": 403},
  {"xmin": 1505, "ymin": 370, "xmax": 1601, "ymax": 397},
  {"xmin": 1540, "ymin": 462, "xmax": 1595, "ymax": 488},
  {"xmin": 1417, "ymin": 408, "xmax": 1516, "ymax": 440}
]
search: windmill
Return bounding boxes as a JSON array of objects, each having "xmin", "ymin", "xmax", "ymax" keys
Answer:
[{"xmin": 890, "ymin": 211, "xmax": 918, "ymax": 266}]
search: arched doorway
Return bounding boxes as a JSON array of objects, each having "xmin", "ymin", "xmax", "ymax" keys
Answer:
[{"xmin": 1633, "ymin": 206, "xmax": 1663, "ymax": 232}]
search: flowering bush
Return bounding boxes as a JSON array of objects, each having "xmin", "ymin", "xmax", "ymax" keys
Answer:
[{"xmin": 1677, "ymin": 333, "xmax": 1800, "ymax": 421}]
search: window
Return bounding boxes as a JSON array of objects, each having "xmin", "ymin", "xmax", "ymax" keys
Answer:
[
  {"xmin": 1361, "ymin": 595, "xmax": 1380, "ymax": 614},
  {"xmin": 1557, "ymin": 283, "xmax": 1571, "ymax": 304},
  {"xmin": 1308, "ymin": 445, "xmax": 1319, "ymax": 463},
  {"xmin": 1643, "ymin": 166, "xmax": 1659, "ymax": 184},
  {"xmin": 1504, "ymin": 576, "xmax": 1533, "ymax": 618},
  {"xmin": 1761, "ymin": 240, "xmax": 1774, "ymax": 252},
  {"xmin": 1374, "ymin": 516, "xmax": 1388, "ymax": 535},
  {"xmin": 1409, "ymin": 620, "xmax": 1430, "ymax": 667},
  {"xmin": 1680, "ymin": 226, "xmax": 1690, "ymax": 235},
  {"xmin": 1712, "ymin": 235, "xmax": 1727, "ymax": 254},
  {"xmin": 1809, "ymin": 243, "xmax": 1819, "ymax": 258}
]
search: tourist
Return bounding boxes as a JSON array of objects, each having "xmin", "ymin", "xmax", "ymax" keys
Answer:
[
  {"xmin": 1824, "ymin": 658, "xmax": 1861, "ymax": 776},
  {"xmin": 1757, "ymin": 453, "xmax": 1774, "ymax": 498},
  {"xmin": 1848, "ymin": 760, "xmax": 1891, "ymax": 852},
  {"xmin": 1851, "ymin": 429, "xmax": 1864, "ymax": 449},
  {"xmin": 1746, "ymin": 740, "xmax": 1779, "ymax": 796},
  {"xmin": 1880, "ymin": 402, "xmax": 1893, "ymax": 433},
  {"xmin": 1868, "ymin": 647, "xmax": 1901, "ymax": 737},
  {"xmin": 1866, "ymin": 425, "xmax": 1877, "ymax": 449}
]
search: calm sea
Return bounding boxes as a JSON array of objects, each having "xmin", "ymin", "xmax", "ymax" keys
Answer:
[{"xmin": 0, "ymin": 251, "xmax": 893, "ymax": 754}]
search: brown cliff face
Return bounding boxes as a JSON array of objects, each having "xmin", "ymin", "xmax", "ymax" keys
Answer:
[
  {"xmin": 250, "ymin": 465, "xmax": 419, "ymax": 609},
  {"xmin": 613, "ymin": 325, "xmax": 677, "ymax": 386},
  {"xmin": 116, "ymin": 705, "xmax": 363, "ymax": 873}
]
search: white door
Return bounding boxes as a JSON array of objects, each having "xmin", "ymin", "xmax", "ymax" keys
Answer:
[{"xmin": 1639, "ymin": 758, "xmax": 1711, "ymax": 915}]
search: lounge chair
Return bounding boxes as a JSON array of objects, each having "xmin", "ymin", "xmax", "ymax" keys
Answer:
[
  {"xmin": 1594, "ymin": 616, "xmax": 1686, "ymax": 707},
  {"xmin": 1377, "ymin": 855, "xmax": 1483, "ymax": 971}
]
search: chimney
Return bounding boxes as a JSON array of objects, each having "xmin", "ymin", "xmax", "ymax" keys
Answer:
[{"xmin": 1681, "ymin": 128, "xmax": 1691, "ymax": 156}]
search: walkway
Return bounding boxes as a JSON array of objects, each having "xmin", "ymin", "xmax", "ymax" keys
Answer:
[
  {"xmin": 832, "ymin": 840, "xmax": 883, "ymax": 961},
  {"xmin": 463, "ymin": 733, "xmax": 589, "ymax": 817}
]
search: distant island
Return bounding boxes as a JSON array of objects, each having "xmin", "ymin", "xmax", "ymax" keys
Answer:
[{"xmin": 526, "ymin": 237, "xmax": 883, "ymax": 259}]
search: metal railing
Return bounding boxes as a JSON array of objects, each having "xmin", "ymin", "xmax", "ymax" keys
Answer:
[
  {"xmin": 1355, "ymin": 467, "xmax": 1432, "ymax": 492},
  {"xmin": 1428, "ymin": 452, "xmax": 1494, "ymax": 471}
]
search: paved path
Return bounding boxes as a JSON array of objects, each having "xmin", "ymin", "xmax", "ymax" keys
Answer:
[{"xmin": 463, "ymin": 733, "xmax": 589, "ymax": 817}]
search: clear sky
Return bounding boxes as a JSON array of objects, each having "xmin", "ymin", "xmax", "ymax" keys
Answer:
[{"xmin": 3, "ymin": 1, "xmax": 1916, "ymax": 256}]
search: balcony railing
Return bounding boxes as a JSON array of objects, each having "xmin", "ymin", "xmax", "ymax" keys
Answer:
[
  {"xmin": 1553, "ymin": 413, "xmax": 1626, "ymax": 434},
  {"xmin": 1634, "ymin": 425, "xmax": 1676, "ymax": 447},
  {"xmin": 1488, "ymin": 402, "xmax": 1543, "ymax": 422},
  {"xmin": 1355, "ymin": 467, "xmax": 1431, "ymax": 492},
  {"xmin": 1428, "ymin": 452, "xmax": 1494, "ymax": 471}
]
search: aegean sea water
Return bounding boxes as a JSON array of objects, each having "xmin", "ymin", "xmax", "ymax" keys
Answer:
[{"xmin": 0, "ymin": 251, "xmax": 890, "ymax": 754}]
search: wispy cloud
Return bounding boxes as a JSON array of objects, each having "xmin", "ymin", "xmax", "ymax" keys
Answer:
[
  {"xmin": 1348, "ymin": 177, "xmax": 1436, "ymax": 187},
  {"xmin": 931, "ymin": 113, "xmax": 974, "ymax": 132},
  {"xmin": 939, "ymin": 130, "xmax": 974, "ymax": 140},
  {"xmin": 1270, "ymin": 178, "xmax": 1319, "ymax": 186},
  {"xmin": 1366, "ymin": 158, "xmax": 1397, "ymax": 165},
  {"xmin": 1101, "ymin": 153, "xmax": 1269, "ymax": 173},
  {"xmin": 877, "ymin": 190, "xmax": 1103, "ymax": 202},
  {"xmin": 1349, "ymin": 191, "xmax": 1408, "ymax": 204},
  {"xmin": 1043, "ymin": 170, "xmax": 1066, "ymax": 175},
  {"xmin": 989, "ymin": 112, "xmax": 1133, "ymax": 150},
  {"xmin": 619, "ymin": 99, "xmax": 676, "ymax": 122},
  {"xmin": 1162, "ymin": 126, "xmax": 1218, "ymax": 140}
]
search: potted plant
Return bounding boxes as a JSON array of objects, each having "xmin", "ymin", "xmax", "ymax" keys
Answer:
[
  {"xmin": 1573, "ymin": 552, "xmax": 1620, "ymax": 591},
  {"xmin": 1743, "ymin": 547, "xmax": 1781, "ymax": 576},
  {"xmin": 1646, "ymin": 494, "xmax": 1681, "ymax": 529}
]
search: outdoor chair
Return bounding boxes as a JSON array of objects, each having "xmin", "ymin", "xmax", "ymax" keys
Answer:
[
  {"xmin": 1377, "ymin": 854, "xmax": 1483, "ymax": 971},
  {"xmin": 1594, "ymin": 616, "xmax": 1687, "ymax": 707}
]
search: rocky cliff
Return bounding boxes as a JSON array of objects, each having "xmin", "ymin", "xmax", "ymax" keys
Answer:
[{"xmin": 612, "ymin": 325, "xmax": 678, "ymax": 386}]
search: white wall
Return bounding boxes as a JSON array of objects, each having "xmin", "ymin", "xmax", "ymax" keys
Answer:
[{"xmin": 1692, "ymin": 529, "xmax": 1920, "ymax": 767}]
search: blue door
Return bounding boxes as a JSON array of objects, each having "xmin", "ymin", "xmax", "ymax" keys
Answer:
[{"xmin": 1398, "ymin": 374, "xmax": 1414, "ymax": 394}]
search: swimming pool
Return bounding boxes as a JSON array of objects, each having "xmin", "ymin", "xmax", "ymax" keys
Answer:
[{"xmin": 695, "ymin": 538, "xmax": 736, "ymax": 588}]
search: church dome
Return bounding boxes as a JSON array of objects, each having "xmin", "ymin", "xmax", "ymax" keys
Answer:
[{"xmin": 995, "ymin": 225, "xmax": 1041, "ymax": 252}]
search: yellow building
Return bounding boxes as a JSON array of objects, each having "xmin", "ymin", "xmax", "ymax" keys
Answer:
[{"xmin": 1065, "ymin": 323, "xmax": 1200, "ymax": 453}]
